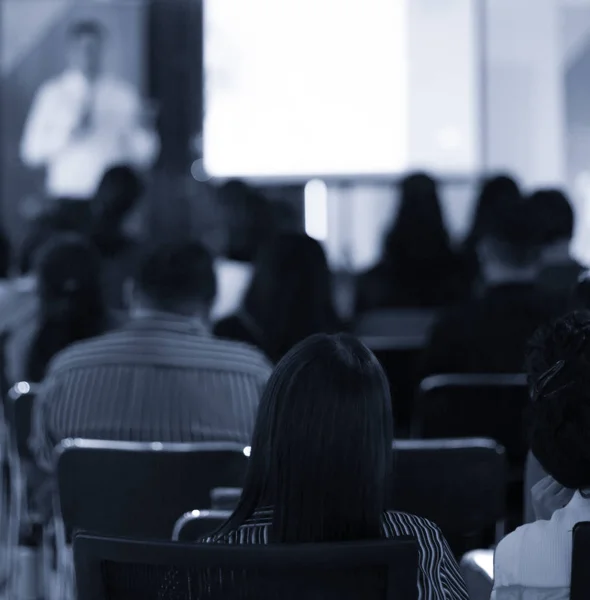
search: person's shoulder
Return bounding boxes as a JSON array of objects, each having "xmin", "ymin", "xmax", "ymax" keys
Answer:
[
  {"xmin": 206, "ymin": 334, "xmax": 272, "ymax": 376},
  {"xmin": 45, "ymin": 328, "xmax": 128, "ymax": 375},
  {"xmin": 382, "ymin": 510, "xmax": 445, "ymax": 542}
]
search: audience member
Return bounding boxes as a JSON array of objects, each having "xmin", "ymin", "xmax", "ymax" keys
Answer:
[
  {"xmin": 196, "ymin": 334, "xmax": 468, "ymax": 599},
  {"xmin": 460, "ymin": 174, "xmax": 522, "ymax": 290},
  {"xmin": 422, "ymin": 201, "xmax": 561, "ymax": 374},
  {"xmin": 23, "ymin": 236, "xmax": 110, "ymax": 383},
  {"xmin": 530, "ymin": 189, "xmax": 583, "ymax": 296},
  {"xmin": 493, "ymin": 312, "xmax": 590, "ymax": 600},
  {"xmin": 2, "ymin": 236, "xmax": 110, "ymax": 383},
  {"xmin": 90, "ymin": 164, "xmax": 144, "ymax": 309},
  {"xmin": 355, "ymin": 172, "xmax": 462, "ymax": 313},
  {"xmin": 214, "ymin": 233, "xmax": 342, "ymax": 363},
  {"xmin": 29, "ymin": 242, "xmax": 272, "ymax": 471}
]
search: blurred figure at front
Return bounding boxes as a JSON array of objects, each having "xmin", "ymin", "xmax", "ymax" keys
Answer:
[
  {"xmin": 423, "ymin": 201, "xmax": 562, "ymax": 375},
  {"xmin": 530, "ymin": 189, "xmax": 583, "ymax": 297},
  {"xmin": 91, "ymin": 165, "xmax": 144, "ymax": 309},
  {"xmin": 460, "ymin": 174, "xmax": 522, "ymax": 291},
  {"xmin": 20, "ymin": 20, "xmax": 159, "ymax": 229},
  {"xmin": 215, "ymin": 232, "xmax": 342, "ymax": 363},
  {"xmin": 355, "ymin": 173, "xmax": 462, "ymax": 314}
]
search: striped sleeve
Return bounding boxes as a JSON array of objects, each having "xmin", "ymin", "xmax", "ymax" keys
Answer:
[{"xmin": 382, "ymin": 511, "xmax": 469, "ymax": 600}]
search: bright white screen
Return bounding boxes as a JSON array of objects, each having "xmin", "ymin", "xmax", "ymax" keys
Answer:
[{"xmin": 203, "ymin": 0, "xmax": 479, "ymax": 179}]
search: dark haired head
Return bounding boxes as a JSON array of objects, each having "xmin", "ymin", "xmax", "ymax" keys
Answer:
[
  {"xmin": 132, "ymin": 243, "xmax": 216, "ymax": 318},
  {"xmin": 469, "ymin": 175, "xmax": 522, "ymax": 244},
  {"xmin": 526, "ymin": 311, "xmax": 590, "ymax": 489},
  {"xmin": 383, "ymin": 172, "xmax": 453, "ymax": 276},
  {"xmin": 91, "ymin": 166, "xmax": 144, "ymax": 256},
  {"xmin": 218, "ymin": 333, "xmax": 393, "ymax": 543},
  {"xmin": 529, "ymin": 189, "xmax": 574, "ymax": 246},
  {"xmin": 243, "ymin": 233, "xmax": 340, "ymax": 362},
  {"xmin": 478, "ymin": 198, "xmax": 540, "ymax": 272},
  {"xmin": 26, "ymin": 235, "xmax": 106, "ymax": 382}
]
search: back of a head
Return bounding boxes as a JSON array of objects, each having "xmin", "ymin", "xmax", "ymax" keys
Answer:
[
  {"xmin": 27, "ymin": 235, "xmax": 106, "ymax": 381},
  {"xmin": 222, "ymin": 333, "xmax": 393, "ymax": 543},
  {"xmin": 468, "ymin": 174, "xmax": 521, "ymax": 245},
  {"xmin": 529, "ymin": 188, "xmax": 574, "ymax": 246},
  {"xmin": 385, "ymin": 172, "xmax": 452, "ymax": 271},
  {"xmin": 134, "ymin": 242, "xmax": 216, "ymax": 316},
  {"xmin": 93, "ymin": 166, "xmax": 143, "ymax": 227},
  {"xmin": 526, "ymin": 312, "xmax": 590, "ymax": 489},
  {"xmin": 243, "ymin": 233, "xmax": 338, "ymax": 360},
  {"xmin": 478, "ymin": 198, "xmax": 540, "ymax": 270}
]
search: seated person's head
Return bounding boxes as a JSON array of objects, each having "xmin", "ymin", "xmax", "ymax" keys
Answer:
[
  {"xmin": 469, "ymin": 174, "xmax": 521, "ymax": 245},
  {"xmin": 526, "ymin": 312, "xmax": 590, "ymax": 490},
  {"xmin": 129, "ymin": 242, "xmax": 216, "ymax": 320},
  {"xmin": 220, "ymin": 333, "xmax": 393, "ymax": 543},
  {"xmin": 93, "ymin": 165, "xmax": 144, "ymax": 229},
  {"xmin": 529, "ymin": 189, "xmax": 574, "ymax": 256},
  {"xmin": 477, "ymin": 201, "xmax": 540, "ymax": 285}
]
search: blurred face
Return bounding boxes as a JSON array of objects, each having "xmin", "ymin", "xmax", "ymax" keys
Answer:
[{"xmin": 68, "ymin": 33, "xmax": 103, "ymax": 79}]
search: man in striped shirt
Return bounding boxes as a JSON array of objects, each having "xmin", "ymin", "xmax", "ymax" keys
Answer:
[{"xmin": 30, "ymin": 242, "xmax": 272, "ymax": 471}]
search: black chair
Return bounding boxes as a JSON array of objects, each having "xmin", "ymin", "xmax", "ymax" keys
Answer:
[
  {"xmin": 73, "ymin": 532, "xmax": 420, "ymax": 600},
  {"xmin": 357, "ymin": 310, "xmax": 436, "ymax": 436},
  {"xmin": 392, "ymin": 439, "xmax": 506, "ymax": 554},
  {"xmin": 55, "ymin": 439, "xmax": 249, "ymax": 542},
  {"xmin": 571, "ymin": 521, "xmax": 590, "ymax": 600},
  {"xmin": 211, "ymin": 487, "xmax": 242, "ymax": 511},
  {"xmin": 413, "ymin": 374, "xmax": 528, "ymax": 467},
  {"xmin": 172, "ymin": 510, "xmax": 231, "ymax": 541}
]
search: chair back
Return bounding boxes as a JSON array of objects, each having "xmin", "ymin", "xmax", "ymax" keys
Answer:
[
  {"xmin": 355, "ymin": 309, "xmax": 437, "ymax": 345},
  {"xmin": 56, "ymin": 439, "xmax": 248, "ymax": 541},
  {"xmin": 172, "ymin": 510, "xmax": 231, "ymax": 541},
  {"xmin": 7, "ymin": 382, "xmax": 38, "ymax": 461},
  {"xmin": 392, "ymin": 439, "xmax": 506, "ymax": 550},
  {"xmin": 571, "ymin": 521, "xmax": 590, "ymax": 600},
  {"xmin": 74, "ymin": 532, "xmax": 420, "ymax": 600},
  {"xmin": 414, "ymin": 374, "xmax": 528, "ymax": 465}
]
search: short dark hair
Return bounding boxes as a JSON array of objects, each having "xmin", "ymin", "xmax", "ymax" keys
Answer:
[
  {"xmin": 526, "ymin": 311, "xmax": 590, "ymax": 489},
  {"xmin": 217, "ymin": 333, "xmax": 393, "ymax": 543},
  {"xmin": 134, "ymin": 243, "xmax": 216, "ymax": 313},
  {"xmin": 480, "ymin": 199, "xmax": 540, "ymax": 268},
  {"xmin": 529, "ymin": 189, "xmax": 575, "ymax": 245},
  {"xmin": 67, "ymin": 20, "xmax": 105, "ymax": 41}
]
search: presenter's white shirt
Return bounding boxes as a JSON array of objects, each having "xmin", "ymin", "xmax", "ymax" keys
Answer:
[{"xmin": 20, "ymin": 70, "xmax": 160, "ymax": 200}]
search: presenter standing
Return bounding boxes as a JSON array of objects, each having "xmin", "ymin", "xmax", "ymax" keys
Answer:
[{"xmin": 20, "ymin": 20, "xmax": 159, "ymax": 226}]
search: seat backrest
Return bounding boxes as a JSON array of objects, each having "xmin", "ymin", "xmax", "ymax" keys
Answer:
[
  {"xmin": 414, "ymin": 374, "xmax": 528, "ymax": 464},
  {"xmin": 355, "ymin": 309, "xmax": 437, "ymax": 345},
  {"xmin": 74, "ymin": 533, "xmax": 420, "ymax": 600},
  {"xmin": 392, "ymin": 439, "xmax": 506, "ymax": 542},
  {"xmin": 172, "ymin": 510, "xmax": 232, "ymax": 541},
  {"xmin": 571, "ymin": 521, "xmax": 590, "ymax": 600},
  {"xmin": 7, "ymin": 382, "xmax": 38, "ymax": 461},
  {"xmin": 56, "ymin": 439, "xmax": 249, "ymax": 541}
]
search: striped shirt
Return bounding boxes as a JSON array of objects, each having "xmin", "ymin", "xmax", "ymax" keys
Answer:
[
  {"xmin": 29, "ymin": 314, "xmax": 272, "ymax": 470},
  {"xmin": 201, "ymin": 509, "xmax": 468, "ymax": 600}
]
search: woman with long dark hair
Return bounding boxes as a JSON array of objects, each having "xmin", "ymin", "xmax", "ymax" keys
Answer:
[
  {"xmin": 24, "ymin": 235, "xmax": 109, "ymax": 382},
  {"xmin": 355, "ymin": 173, "xmax": 461, "ymax": 313},
  {"xmin": 199, "ymin": 333, "xmax": 467, "ymax": 598},
  {"xmin": 214, "ymin": 232, "xmax": 341, "ymax": 362}
]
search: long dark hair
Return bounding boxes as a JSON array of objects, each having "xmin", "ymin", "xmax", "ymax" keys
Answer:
[
  {"xmin": 242, "ymin": 233, "xmax": 340, "ymax": 362},
  {"xmin": 25, "ymin": 236, "xmax": 107, "ymax": 382},
  {"xmin": 217, "ymin": 333, "xmax": 393, "ymax": 543},
  {"xmin": 384, "ymin": 173, "xmax": 453, "ymax": 278}
]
